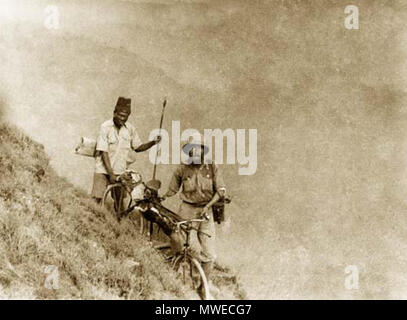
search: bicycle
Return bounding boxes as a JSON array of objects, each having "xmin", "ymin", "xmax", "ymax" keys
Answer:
[
  {"xmin": 101, "ymin": 171, "xmax": 147, "ymax": 234},
  {"xmin": 104, "ymin": 176, "xmax": 212, "ymax": 300},
  {"xmin": 102, "ymin": 182, "xmax": 132, "ymax": 218},
  {"xmin": 148, "ymin": 211, "xmax": 212, "ymax": 300},
  {"xmin": 171, "ymin": 218, "xmax": 211, "ymax": 300}
]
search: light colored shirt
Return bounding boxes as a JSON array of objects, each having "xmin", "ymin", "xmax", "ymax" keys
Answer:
[
  {"xmin": 167, "ymin": 163, "xmax": 226, "ymax": 205},
  {"xmin": 95, "ymin": 119, "xmax": 142, "ymax": 175}
]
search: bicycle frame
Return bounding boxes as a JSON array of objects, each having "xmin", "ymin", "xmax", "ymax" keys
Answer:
[
  {"xmin": 140, "ymin": 212, "xmax": 212, "ymax": 300},
  {"xmin": 174, "ymin": 219, "xmax": 211, "ymax": 261}
]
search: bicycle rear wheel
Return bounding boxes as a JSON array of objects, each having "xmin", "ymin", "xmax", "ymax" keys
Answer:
[
  {"xmin": 101, "ymin": 183, "xmax": 132, "ymax": 220},
  {"xmin": 172, "ymin": 254, "xmax": 210, "ymax": 300}
]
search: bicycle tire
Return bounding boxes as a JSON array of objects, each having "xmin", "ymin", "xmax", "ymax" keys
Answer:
[
  {"xmin": 101, "ymin": 183, "xmax": 132, "ymax": 220},
  {"xmin": 172, "ymin": 254, "xmax": 210, "ymax": 300}
]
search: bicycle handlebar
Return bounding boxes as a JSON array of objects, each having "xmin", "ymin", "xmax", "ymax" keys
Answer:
[
  {"xmin": 175, "ymin": 218, "xmax": 206, "ymax": 227},
  {"xmin": 174, "ymin": 219, "xmax": 211, "ymax": 238}
]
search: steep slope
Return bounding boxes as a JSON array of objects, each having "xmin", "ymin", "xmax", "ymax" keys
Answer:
[{"xmin": 0, "ymin": 122, "xmax": 246, "ymax": 299}]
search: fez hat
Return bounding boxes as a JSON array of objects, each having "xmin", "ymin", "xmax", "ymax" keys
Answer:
[{"xmin": 115, "ymin": 97, "xmax": 131, "ymax": 114}]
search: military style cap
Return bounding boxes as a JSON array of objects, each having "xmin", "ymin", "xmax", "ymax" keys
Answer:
[{"xmin": 115, "ymin": 97, "xmax": 131, "ymax": 114}]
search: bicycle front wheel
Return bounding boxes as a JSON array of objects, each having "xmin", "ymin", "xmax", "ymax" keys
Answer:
[
  {"xmin": 101, "ymin": 183, "xmax": 132, "ymax": 220},
  {"xmin": 173, "ymin": 255, "xmax": 210, "ymax": 300}
]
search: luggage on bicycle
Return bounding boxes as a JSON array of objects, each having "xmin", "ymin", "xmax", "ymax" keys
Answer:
[
  {"xmin": 118, "ymin": 170, "xmax": 145, "ymax": 201},
  {"xmin": 212, "ymin": 202, "xmax": 225, "ymax": 224},
  {"xmin": 209, "ymin": 163, "xmax": 231, "ymax": 224},
  {"xmin": 212, "ymin": 195, "xmax": 231, "ymax": 224},
  {"xmin": 74, "ymin": 137, "xmax": 97, "ymax": 157}
]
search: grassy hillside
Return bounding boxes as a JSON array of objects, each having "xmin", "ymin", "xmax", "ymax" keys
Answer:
[{"xmin": 0, "ymin": 122, "xmax": 244, "ymax": 299}]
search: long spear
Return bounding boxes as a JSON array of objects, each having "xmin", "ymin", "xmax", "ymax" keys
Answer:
[
  {"xmin": 145, "ymin": 98, "xmax": 167, "ymax": 240},
  {"xmin": 153, "ymin": 98, "xmax": 166, "ymax": 180},
  {"xmin": 147, "ymin": 98, "xmax": 167, "ymax": 192}
]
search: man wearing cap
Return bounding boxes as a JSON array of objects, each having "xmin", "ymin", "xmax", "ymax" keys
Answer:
[
  {"xmin": 91, "ymin": 97, "xmax": 161, "ymax": 204},
  {"xmin": 162, "ymin": 135, "xmax": 227, "ymax": 298}
]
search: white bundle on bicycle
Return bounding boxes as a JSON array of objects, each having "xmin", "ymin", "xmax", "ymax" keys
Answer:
[
  {"xmin": 74, "ymin": 137, "xmax": 97, "ymax": 157},
  {"xmin": 118, "ymin": 170, "xmax": 145, "ymax": 201},
  {"xmin": 131, "ymin": 179, "xmax": 145, "ymax": 201}
]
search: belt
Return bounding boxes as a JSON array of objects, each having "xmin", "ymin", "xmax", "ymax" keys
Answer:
[{"xmin": 182, "ymin": 201, "xmax": 207, "ymax": 208}]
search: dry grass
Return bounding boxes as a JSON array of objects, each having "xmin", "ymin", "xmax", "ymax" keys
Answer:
[
  {"xmin": 0, "ymin": 121, "xmax": 198, "ymax": 299},
  {"xmin": 0, "ymin": 121, "xmax": 246, "ymax": 299}
]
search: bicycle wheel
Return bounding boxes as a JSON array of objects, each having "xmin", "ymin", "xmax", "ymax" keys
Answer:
[
  {"xmin": 102, "ymin": 183, "xmax": 132, "ymax": 220},
  {"xmin": 172, "ymin": 254, "xmax": 210, "ymax": 300}
]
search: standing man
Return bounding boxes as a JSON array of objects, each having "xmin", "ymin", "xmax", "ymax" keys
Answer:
[
  {"xmin": 162, "ymin": 135, "xmax": 227, "ymax": 298},
  {"xmin": 92, "ymin": 97, "xmax": 160, "ymax": 204}
]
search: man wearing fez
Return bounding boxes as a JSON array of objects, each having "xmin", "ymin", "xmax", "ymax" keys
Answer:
[{"xmin": 92, "ymin": 97, "xmax": 161, "ymax": 203}]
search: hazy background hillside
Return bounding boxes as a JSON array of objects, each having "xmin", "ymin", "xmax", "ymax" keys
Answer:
[{"xmin": 2, "ymin": 0, "xmax": 407, "ymax": 298}]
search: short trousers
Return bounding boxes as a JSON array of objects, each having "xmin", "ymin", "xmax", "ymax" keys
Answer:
[
  {"xmin": 91, "ymin": 173, "xmax": 109, "ymax": 199},
  {"xmin": 169, "ymin": 201, "xmax": 216, "ymax": 263}
]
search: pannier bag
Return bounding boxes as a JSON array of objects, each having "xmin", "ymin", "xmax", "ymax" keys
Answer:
[
  {"xmin": 118, "ymin": 170, "xmax": 145, "ymax": 201},
  {"xmin": 209, "ymin": 163, "xmax": 231, "ymax": 224},
  {"xmin": 212, "ymin": 195, "xmax": 231, "ymax": 224}
]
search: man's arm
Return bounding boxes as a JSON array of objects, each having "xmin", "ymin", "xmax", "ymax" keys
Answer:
[
  {"xmin": 203, "ymin": 193, "xmax": 221, "ymax": 209},
  {"xmin": 162, "ymin": 166, "xmax": 182, "ymax": 199},
  {"xmin": 200, "ymin": 164, "xmax": 226, "ymax": 218},
  {"xmin": 101, "ymin": 152, "xmax": 116, "ymax": 184},
  {"xmin": 134, "ymin": 140, "xmax": 155, "ymax": 153},
  {"xmin": 96, "ymin": 124, "xmax": 117, "ymax": 184},
  {"xmin": 134, "ymin": 136, "xmax": 161, "ymax": 153},
  {"xmin": 212, "ymin": 164, "xmax": 227, "ymax": 198}
]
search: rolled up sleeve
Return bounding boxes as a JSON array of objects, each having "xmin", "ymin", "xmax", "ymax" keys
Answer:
[{"xmin": 96, "ymin": 125, "xmax": 109, "ymax": 152}]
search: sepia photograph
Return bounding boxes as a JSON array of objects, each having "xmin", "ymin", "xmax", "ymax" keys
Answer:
[{"xmin": 1, "ymin": 0, "xmax": 407, "ymax": 306}]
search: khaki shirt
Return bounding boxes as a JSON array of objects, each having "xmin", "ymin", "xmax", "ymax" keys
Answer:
[
  {"xmin": 95, "ymin": 119, "xmax": 142, "ymax": 175},
  {"xmin": 167, "ymin": 163, "xmax": 226, "ymax": 205}
]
